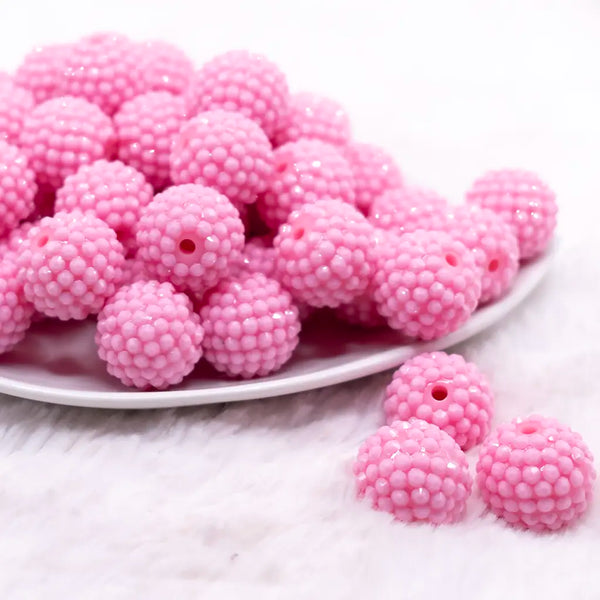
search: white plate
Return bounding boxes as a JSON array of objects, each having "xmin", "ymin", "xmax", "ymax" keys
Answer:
[{"xmin": 0, "ymin": 250, "xmax": 553, "ymax": 409}]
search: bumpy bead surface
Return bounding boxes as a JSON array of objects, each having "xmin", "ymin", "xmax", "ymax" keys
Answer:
[
  {"xmin": 233, "ymin": 236, "xmax": 276, "ymax": 278},
  {"xmin": 273, "ymin": 92, "xmax": 351, "ymax": 147},
  {"xmin": 120, "ymin": 255, "xmax": 150, "ymax": 286},
  {"xmin": 384, "ymin": 352, "xmax": 493, "ymax": 450},
  {"xmin": 256, "ymin": 139, "xmax": 356, "ymax": 230},
  {"xmin": 466, "ymin": 169, "xmax": 557, "ymax": 260},
  {"xmin": 55, "ymin": 160, "xmax": 153, "ymax": 253},
  {"xmin": 0, "ymin": 82, "xmax": 35, "ymax": 145},
  {"xmin": 354, "ymin": 419, "xmax": 472, "ymax": 524},
  {"xmin": 0, "ymin": 220, "xmax": 37, "ymax": 255},
  {"xmin": 274, "ymin": 199, "xmax": 373, "ymax": 308},
  {"xmin": 136, "ymin": 184, "xmax": 245, "ymax": 294},
  {"xmin": 19, "ymin": 96, "xmax": 116, "ymax": 189},
  {"xmin": 476, "ymin": 415, "xmax": 595, "ymax": 532},
  {"xmin": 134, "ymin": 40, "xmax": 193, "ymax": 95},
  {"xmin": 96, "ymin": 280, "xmax": 204, "ymax": 390},
  {"xmin": 186, "ymin": 50, "xmax": 289, "ymax": 139},
  {"xmin": 170, "ymin": 110, "xmax": 273, "ymax": 205},
  {"xmin": 200, "ymin": 272, "xmax": 300, "ymax": 378},
  {"xmin": 18, "ymin": 211, "xmax": 125, "ymax": 320},
  {"xmin": 373, "ymin": 230, "xmax": 482, "ymax": 340}
]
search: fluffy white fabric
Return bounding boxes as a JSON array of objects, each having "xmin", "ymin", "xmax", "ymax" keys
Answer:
[{"xmin": 1, "ymin": 1, "xmax": 599, "ymax": 597}]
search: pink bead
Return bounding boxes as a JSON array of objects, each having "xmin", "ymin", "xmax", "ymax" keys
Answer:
[
  {"xmin": 373, "ymin": 230, "xmax": 482, "ymax": 340},
  {"xmin": 466, "ymin": 169, "xmax": 557, "ymax": 260},
  {"xmin": 170, "ymin": 110, "xmax": 273, "ymax": 205},
  {"xmin": 384, "ymin": 352, "xmax": 494, "ymax": 450},
  {"xmin": 186, "ymin": 50, "xmax": 289, "ymax": 140},
  {"xmin": 200, "ymin": 272, "xmax": 301, "ymax": 378},
  {"xmin": 0, "ymin": 220, "xmax": 38, "ymax": 255},
  {"xmin": 476, "ymin": 415, "xmax": 595, "ymax": 531},
  {"xmin": 19, "ymin": 96, "xmax": 116, "ymax": 190},
  {"xmin": 273, "ymin": 92, "xmax": 351, "ymax": 147},
  {"xmin": 256, "ymin": 139, "xmax": 356, "ymax": 230},
  {"xmin": 55, "ymin": 159, "xmax": 154, "ymax": 253},
  {"xmin": 96, "ymin": 280, "xmax": 204, "ymax": 390},
  {"xmin": 18, "ymin": 211, "xmax": 125, "ymax": 320},
  {"xmin": 232, "ymin": 236, "xmax": 277, "ymax": 278},
  {"xmin": 120, "ymin": 255, "xmax": 150, "ymax": 286},
  {"xmin": 274, "ymin": 199, "xmax": 374, "ymax": 308},
  {"xmin": 136, "ymin": 184, "xmax": 245, "ymax": 295},
  {"xmin": 0, "ymin": 82, "xmax": 35, "ymax": 145},
  {"xmin": 354, "ymin": 419, "xmax": 472, "ymax": 524},
  {"xmin": 134, "ymin": 40, "xmax": 193, "ymax": 95}
]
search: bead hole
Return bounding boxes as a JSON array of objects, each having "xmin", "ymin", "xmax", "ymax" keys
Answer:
[
  {"xmin": 518, "ymin": 423, "xmax": 539, "ymax": 435},
  {"xmin": 293, "ymin": 227, "xmax": 305, "ymax": 240},
  {"xmin": 488, "ymin": 258, "xmax": 500, "ymax": 272},
  {"xmin": 445, "ymin": 253, "xmax": 459, "ymax": 267},
  {"xmin": 179, "ymin": 238, "xmax": 196, "ymax": 254},
  {"xmin": 431, "ymin": 385, "xmax": 448, "ymax": 401}
]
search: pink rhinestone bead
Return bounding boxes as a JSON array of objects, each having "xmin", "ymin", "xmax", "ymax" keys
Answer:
[
  {"xmin": 354, "ymin": 419, "xmax": 472, "ymax": 524},
  {"xmin": 134, "ymin": 40, "xmax": 193, "ymax": 95},
  {"xmin": 466, "ymin": 169, "xmax": 557, "ymax": 260},
  {"xmin": 136, "ymin": 184, "xmax": 245, "ymax": 294},
  {"xmin": 273, "ymin": 92, "xmax": 351, "ymax": 147},
  {"xmin": 476, "ymin": 415, "xmax": 596, "ymax": 531},
  {"xmin": 170, "ymin": 109, "xmax": 274, "ymax": 205},
  {"xmin": 384, "ymin": 352, "xmax": 494, "ymax": 450},
  {"xmin": 200, "ymin": 272, "xmax": 300, "ymax": 378},
  {"xmin": 373, "ymin": 230, "xmax": 482, "ymax": 340},
  {"xmin": 96, "ymin": 280, "xmax": 204, "ymax": 390},
  {"xmin": 186, "ymin": 50, "xmax": 289, "ymax": 140},
  {"xmin": 0, "ymin": 83, "xmax": 35, "ymax": 145},
  {"xmin": 55, "ymin": 159, "xmax": 153, "ymax": 253},
  {"xmin": 19, "ymin": 96, "xmax": 116, "ymax": 190},
  {"xmin": 256, "ymin": 139, "xmax": 356, "ymax": 230}
]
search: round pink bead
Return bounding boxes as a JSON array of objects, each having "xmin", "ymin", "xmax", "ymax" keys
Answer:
[
  {"xmin": 373, "ymin": 230, "xmax": 482, "ymax": 340},
  {"xmin": 354, "ymin": 419, "xmax": 472, "ymax": 524},
  {"xmin": 120, "ymin": 255, "xmax": 150, "ymax": 286},
  {"xmin": 170, "ymin": 109, "xmax": 273, "ymax": 205},
  {"xmin": 136, "ymin": 184, "xmax": 245, "ymax": 295},
  {"xmin": 256, "ymin": 139, "xmax": 356, "ymax": 230},
  {"xmin": 19, "ymin": 96, "xmax": 116, "ymax": 189},
  {"xmin": 0, "ymin": 220, "xmax": 38, "ymax": 255},
  {"xmin": 233, "ymin": 236, "xmax": 277, "ymax": 278},
  {"xmin": 96, "ymin": 280, "xmax": 204, "ymax": 390},
  {"xmin": 466, "ymin": 169, "xmax": 557, "ymax": 260},
  {"xmin": 0, "ymin": 82, "xmax": 35, "ymax": 145},
  {"xmin": 134, "ymin": 40, "xmax": 193, "ymax": 95},
  {"xmin": 476, "ymin": 415, "xmax": 596, "ymax": 531},
  {"xmin": 384, "ymin": 352, "xmax": 494, "ymax": 450}
]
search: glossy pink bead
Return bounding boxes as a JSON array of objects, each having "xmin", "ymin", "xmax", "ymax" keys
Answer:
[
  {"xmin": 466, "ymin": 169, "xmax": 557, "ymax": 260},
  {"xmin": 0, "ymin": 82, "xmax": 35, "ymax": 145},
  {"xmin": 0, "ymin": 220, "xmax": 38, "ymax": 255},
  {"xmin": 96, "ymin": 280, "xmax": 204, "ymax": 390},
  {"xmin": 134, "ymin": 40, "xmax": 193, "ymax": 95},
  {"xmin": 233, "ymin": 236, "xmax": 276, "ymax": 278},
  {"xmin": 476, "ymin": 415, "xmax": 595, "ymax": 532},
  {"xmin": 170, "ymin": 109, "xmax": 273, "ymax": 205},
  {"xmin": 354, "ymin": 419, "xmax": 472, "ymax": 524},
  {"xmin": 384, "ymin": 352, "xmax": 493, "ymax": 450}
]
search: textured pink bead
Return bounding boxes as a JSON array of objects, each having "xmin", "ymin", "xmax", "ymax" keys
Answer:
[
  {"xmin": 18, "ymin": 211, "xmax": 125, "ymax": 320},
  {"xmin": 55, "ymin": 160, "xmax": 153, "ymax": 253},
  {"xmin": 19, "ymin": 96, "xmax": 116, "ymax": 189},
  {"xmin": 256, "ymin": 139, "xmax": 356, "ymax": 230},
  {"xmin": 96, "ymin": 280, "xmax": 204, "ymax": 390},
  {"xmin": 136, "ymin": 184, "xmax": 244, "ymax": 294},
  {"xmin": 186, "ymin": 50, "xmax": 289, "ymax": 140},
  {"xmin": 0, "ymin": 82, "xmax": 35, "ymax": 145},
  {"xmin": 274, "ymin": 199, "xmax": 373, "ymax": 308},
  {"xmin": 476, "ymin": 415, "xmax": 595, "ymax": 532},
  {"xmin": 233, "ymin": 236, "xmax": 277, "ymax": 278},
  {"xmin": 114, "ymin": 91, "xmax": 188, "ymax": 191},
  {"xmin": 373, "ymin": 230, "xmax": 482, "ymax": 340},
  {"xmin": 0, "ymin": 220, "xmax": 38, "ymax": 255},
  {"xmin": 354, "ymin": 419, "xmax": 472, "ymax": 524},
  {"xmin": 170, "ymin": 110, "xmax": 273, "ymax": 205},
  {"xmin": 120, "ymin": 255, "xmax": 150, "ymax": 286},
  {"xmin": 200, "ymin": 272, "xmax": 300, "ymax": 378},
  {"xmin": 344, "ymin": 142, "xmax": 403, "ymax": 215},
  {"xmin": 273, "ymin": 92, "xmax": 351, "ymax": 147},
  {"xmin": 466, "ymin": 169, "xmax": 557, "ymax": 260},
  {"xmin": 134, "ymin": 40, "xmax": 193, "ymax": 95},
  {"xmin": 384, "ymin": 352, "xmax": 493, "ymax": 450},
  {"xmin": 0, "ymin": 141, "xmax": 37, "ymax": 237}
]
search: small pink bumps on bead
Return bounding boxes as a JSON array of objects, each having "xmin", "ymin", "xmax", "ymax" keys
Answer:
[
  {"xmin": 170, "ymin": 109, "xmax": 274, "ymax": 205},
  {"xmin": 476, "ymin": 415, "xmax": 595, "ymax": 532},
  {"xmin": 136, "ymin": 184, "xmax": 245, "ymax": 295},
  {"xmin": 384, "ymin": 352, "xmax": 494, "ymax": 450},
  {"xmin": 353, "ymin": 419, "xmax": 472, "ymax": 524},
  {"xmin": 19, "ymin": 96, "xmax": 116, "ymax": 189},
  {"xmin": 186, "ymin": 50, "xmax": 290, "ymax": 139},
  {"xmin": 273, "ymin": 92, "xmax": 351, "ymax": 147},
  {"xmin": 134, "ymin": 40, "xmax": 193, "ymax": 95},
  {"xmin": 1, "ymin": 220, "xmax": 38, "ymax": 255},
  {"xmin": 233, "ymin": 236, "xmax": 276, "ymax": 278},
  {"xmin": 18, "ymin": 211, "xmax": 125, "ymax": 320},
  {"xmin": 466, "ymin": 169, "xmax": 557, "ymax": 260},
  {"xmin": 373, "ymin": 230, "xmax": 482, "ymax": 340},
  {"xmin": 344, "ymin": 142, "xmax": 403, "ymax": 215},
  {"xmin": 200, "ymin": 272, "xmax": 301, "ymax": 378},
  {"xmin": 0, "ymin": 82, "xmax": 35, "ymax": 145},
  {"xmin": 96, "ymin": 280, "xmax": 204, "ymax": 390},
  {"xmin": 55, "ymin": 160, "xmax": 154, "ymax": 253},
  {"xmin": 120, "ymin": 255, "xmax": 150, "ymax": 286},
  {"xmin": 256, "ymin": 139, "xmax": 356, "ymax": 230}
]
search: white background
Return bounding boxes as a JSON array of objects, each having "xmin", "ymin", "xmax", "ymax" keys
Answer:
[{"xmin": 1, "ymin": 1, "xmax": 600, "ymax": 598}]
